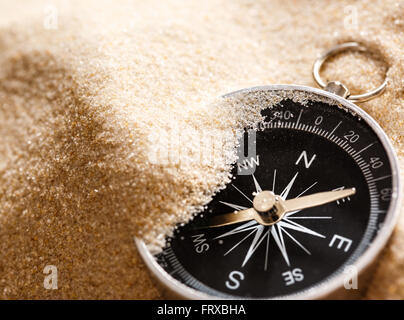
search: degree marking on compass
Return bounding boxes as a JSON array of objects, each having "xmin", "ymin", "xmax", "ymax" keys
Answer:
[
  {"xmin": 232, "ymin": 184, "xmax": 253, "ymax": 203},
  {"xmin": 296, "ymin": 109, "xmax": 303, "ymax": 125},
  {"xmin": 369, "ymin": 175, "xmax": 392, "ymax": 183},
  {"xmin": 328, "ymin": 121, "xmax": 342, "ymax": 137},
  {"xmin": 355, "ymin": 142, "xmax": 375, "ymax": 155}
]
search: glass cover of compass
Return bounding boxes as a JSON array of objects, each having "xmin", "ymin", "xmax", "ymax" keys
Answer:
[{"xmin": 136, "ymin": 85, "xmax": 401, "ymax": 299}]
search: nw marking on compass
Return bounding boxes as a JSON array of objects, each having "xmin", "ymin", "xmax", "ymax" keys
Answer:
[{"xmin": 216, "ymin": 171, "xmax": 332, "ymax": 270}]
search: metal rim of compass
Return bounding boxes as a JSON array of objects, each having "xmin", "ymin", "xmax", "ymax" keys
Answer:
[{"xmin": 135, "ymin": 84, "xmax": 402, "ymax": 300}]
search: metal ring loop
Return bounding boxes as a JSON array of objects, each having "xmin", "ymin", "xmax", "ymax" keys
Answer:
[{"xmin": 312, "ymin": 42, "xmax": 388, "ymax": 103}]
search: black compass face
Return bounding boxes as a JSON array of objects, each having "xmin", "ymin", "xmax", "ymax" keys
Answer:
[{"xmin": 154, "ymin": 94, "xmax": 395, "ymax": 298}]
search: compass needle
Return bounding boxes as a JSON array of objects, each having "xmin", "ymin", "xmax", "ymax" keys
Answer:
[
  {"xmin": 203, "ymin": 208, "xmax": 257, "ymax": 228},
  {"xmin": 204, "ymin": 188, "xmax": 356, "ymax": 229},
  {"xmin": 284, "ymin": 188, "xmax": 356, "ymax": 213}
]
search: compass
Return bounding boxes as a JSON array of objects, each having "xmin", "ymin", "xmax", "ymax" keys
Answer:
[{"xmin": 136, "ymin": 43, "xmax": 402, "ymax": 299}]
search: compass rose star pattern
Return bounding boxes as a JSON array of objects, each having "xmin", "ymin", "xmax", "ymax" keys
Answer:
[{"xmin": 215, "ymin": 171, "xmax": 332, "ymax": 270}]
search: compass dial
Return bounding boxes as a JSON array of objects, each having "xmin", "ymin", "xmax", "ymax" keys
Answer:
[{"xmin": 149, "ymin": 88, "xmax": 399, "ymax": 299}]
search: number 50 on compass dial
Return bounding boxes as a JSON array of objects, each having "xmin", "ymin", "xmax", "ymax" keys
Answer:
[{"xmin": 136, "ymin": 86, "xmax": 401, "ymax": 299}]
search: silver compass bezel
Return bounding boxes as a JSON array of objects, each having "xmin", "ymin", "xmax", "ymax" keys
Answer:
[{"xmin": 136, "ymin": 84, "xmax": 402, "ymax": 300}]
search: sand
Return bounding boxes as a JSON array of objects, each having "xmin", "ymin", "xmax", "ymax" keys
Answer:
[{"xmin": 0, "ymin": 0, "xmax": 402, "ymax": 299}]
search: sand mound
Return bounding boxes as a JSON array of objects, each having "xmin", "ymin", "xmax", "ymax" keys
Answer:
[{"xmin": 0, "ymin": 0, "xmax": 402, "ymax": 299}]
